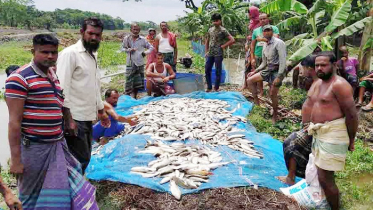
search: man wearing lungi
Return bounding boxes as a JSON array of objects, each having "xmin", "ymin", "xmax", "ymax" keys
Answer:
[
  {"xmin": 6, "ymin": 34, "xmax": 98, "ymax": 210},
  {"xmin": 121, "ymin": 23, "xmax": 154, "ymax": 99},
  {"xmin": 303, "ymin": 51, "xmax": 358, "ymax": 210}
]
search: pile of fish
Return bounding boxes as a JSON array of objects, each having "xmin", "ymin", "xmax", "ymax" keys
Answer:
[
  {"xmin": 125, "ymin": 98, "xmax": 263, "ymax": 159},
  {"xmin": 131, "ymin": 140, "xmax": 230, "ymax": 200}
]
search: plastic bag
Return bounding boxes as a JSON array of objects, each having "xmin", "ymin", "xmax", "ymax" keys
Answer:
[{"xmin": 280, "ymin": 154, "xmax": 330, "ymax": 209}]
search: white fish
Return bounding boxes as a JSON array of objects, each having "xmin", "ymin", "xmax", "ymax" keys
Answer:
[{"xmin": 170, "ymin": 180, "xmax": 182, "ymax": 200}]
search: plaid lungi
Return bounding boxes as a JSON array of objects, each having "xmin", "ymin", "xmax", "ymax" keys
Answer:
[
  {"xmin": 162, "ymin": 52, "xmax": 177, "ymax": 72},
  {"xmin": 283, "ymin": 128, "xmax": 312, "ymax": 178},
  {"xmin": 125, "ymin": 64, "xmax": 145, "ymax": 95}
]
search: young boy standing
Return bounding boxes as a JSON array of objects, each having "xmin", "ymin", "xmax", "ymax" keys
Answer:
[
  {"xmin": 337, "ymin": 46, "xmax": 359, "ymax": 93},
  {"xmin": 204, "ymin": 13, "xmax": 235, "ymax": 92}
]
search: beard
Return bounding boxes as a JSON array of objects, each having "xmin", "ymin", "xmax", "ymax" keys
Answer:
[
  {"xmin": 83, "ymin": 39, "xmax": 100, "ymax": 52},
  {"xmin": 40, "ymin": 60, "xmax": 56, "ymax": 68},
  {"xmin": 317, "ymin": 71, "xmax": 333, "ymax": 80}
]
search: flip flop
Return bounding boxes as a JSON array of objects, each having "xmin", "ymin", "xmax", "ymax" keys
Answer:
[
  {"xmin": 362, "ymin": 105, "xmax": 373, "ymax": 112},
  {"xmin": 356, "ymin": 103, "xmax": 362, "ymax": 107}
]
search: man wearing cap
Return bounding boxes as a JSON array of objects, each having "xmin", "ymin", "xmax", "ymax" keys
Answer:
[
  {"xmin": 247, "ymin": 25, "xmax": 286, "ymax": 124},
  {"xmin": 146, "ymin": 28, "xmax": 157, "ymax": 70}
]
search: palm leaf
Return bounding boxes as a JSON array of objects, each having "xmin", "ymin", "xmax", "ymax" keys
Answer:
[
  {"xmin": 276, "ymin": 15, "xmax": 304, "ymax": 31},
  {"xmin": 308, "ymin": 0, "xmax": 326, "ymax": 16},
  {"xmin": 291, "ymin": 0, "xmax": 308, "ymax": 14},
  {"xmin": 289, "ymin": 39, "xmax": 319, "ymax": 62},
  {"xmin": 259, "ymin": 0, "xmax": 292, "ymax": 14},
  {"xmin": 285, "ymin": 33, "xmax": 310, "ymax": 46},
  {"xmin": 331, "ymin": 17, "xmax": 372, "ymax": 39},
  {"xmin": 324, "ymin": 0, "xmax": 351, "ymax": 33}
]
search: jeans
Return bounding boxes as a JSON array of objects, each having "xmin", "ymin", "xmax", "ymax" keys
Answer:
[
  {"xmin": 205, "ymin": 56, "xmax": 223, "ymax": 90},
  {"xmin": 65, "ymin": 120, "xmax": 92, "ymax": 174}
]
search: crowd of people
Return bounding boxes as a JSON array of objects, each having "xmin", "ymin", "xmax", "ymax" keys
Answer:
[{"xmin": 0, "ymin": 6, "xmax": 371, "ymax": 210}]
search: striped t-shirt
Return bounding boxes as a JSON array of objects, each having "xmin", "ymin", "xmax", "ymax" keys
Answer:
[{"xmin": 5, "ymin": 62, "xmax": 64, "ymax": 142}]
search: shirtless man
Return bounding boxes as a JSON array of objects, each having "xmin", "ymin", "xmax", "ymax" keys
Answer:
[
  {"xmin": 92, "ymin": 89, "xmax": 137, "ymax": 145},
  {"xmin": 303, "ymin": 51, "xmax": 358, "ymax": 210}
]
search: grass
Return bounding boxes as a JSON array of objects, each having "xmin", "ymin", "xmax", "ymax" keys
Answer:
[
  {"xmin": 0, "ymin": 41, "xmax": 33, "ymax": 71},
  {"xmin": 97, "ymin": 41, "xmax": 127, "ymax": 69}
]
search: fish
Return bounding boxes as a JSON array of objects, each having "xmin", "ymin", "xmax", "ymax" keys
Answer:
[{"xmin": 170, "ymin": 180, "xmax": 181, "ymax": 200}]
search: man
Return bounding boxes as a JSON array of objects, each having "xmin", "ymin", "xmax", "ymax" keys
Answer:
[
  {"xmin": 304, "ymin": 51, "xmax": 358, "ymax": 210},
  {"xmin": 5, "ymin": 65, "xmax": 20, "ymax": 77},
  {"xmin": 205, "ymin": 13, "xmax": 235, "ymax": 92},
  {"xmin": 146, "ymin": 28, "xmax": 157, "ymax": 70},
  {"xmin": 57, "ymin": 17, "xmax": 110, "ymax": 174},
  {"xmin": 247, "ymin": 25, "xmax": 286, "ymax": 124},
  {"xmin": 250, "ymin": 14, "xmax": 280, "ymax": 95},
  {"xmin": 155, "ymin": 21, "xmax": 178, "ymax": 72},
  {"xmin": 337, "ymin": 46, "xmax": 359, "ymax": 94},
  {"xmin": 292, "ymin": 47, "xmax": 322, "ymax": 89},
  {"xmin": 93, "ymin": 89, "xmax": 138, "ymax": 144},
  {"xmin": 6, "ymin": 34, "xmax": 98, "ymax": 209},
  {"xmin": 146, "ymin": 52, "xmax": 176, "ymax": 96},
  {"xmin": 0, "ymin": 171, "xmax": 22, "ymax": 210},
  {"xmin": 278, "ymin": 55, "xmax": 319, "ymax": 185},
  {"xmin": 121, "ymin": 23, "xmax": 154, "ymax": 99},
  {"xmin": 357, "ymin": 71, "xmax": 373, "ymax": 111}
]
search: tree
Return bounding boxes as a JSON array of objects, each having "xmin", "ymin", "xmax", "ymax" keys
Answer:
[{"xmin": 122, "ymin": 0, "xmax": 199, "ymax": 11}]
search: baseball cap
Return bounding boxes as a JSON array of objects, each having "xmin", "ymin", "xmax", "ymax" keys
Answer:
[{"xmin": 262, "ymin": 25, "xmax": 273, "ymax": 31}]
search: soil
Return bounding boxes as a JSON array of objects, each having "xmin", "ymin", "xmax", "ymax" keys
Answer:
[{"xmin": 94, "ymin": 181, "xmax": 304, "ymax": 210}]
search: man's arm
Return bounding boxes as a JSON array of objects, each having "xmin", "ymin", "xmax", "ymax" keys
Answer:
[
  {"xmin": 173, "ymin": 38, "xmax": 178, "ymax": 62},
  {"xmin": 277, "ymin": 41, "xmax": 287, "ymax": 79},
  {"xmin": 205, "ymin": 36, "xmax": 210, "ymax": 57},
  {"xmin": 154, "ymin": 35, "xmax": 160, "ymax": 53},
  {"xmin": 255, "ymin": 47, "xmax": 267, "ymax": 72},
  {"xmin": 144, "ymin": 39, "xmax": 154, "ymax": 55},
  {"xmin": 165, "ymin": 63, "xmax": 176, "ymax": 81},
  {"xmin": 0, "ymin": 175, "xmax": 22, "ymax": 210},
  {"xmin": 104, "ymin": 102, "xmax": 137, "ymax": 125},
  {"xmin": 63, "ymin": 107, "xmax": 77, "ymax": 136},
  {"xmin": 56, "ymin": 50, "xmax": 76, "ymax": 110},
  {"xmin": 146, "ymin": 64, "xmax": 164, "ymax": 78},
  {"xmin": 334, "ymin": 81, "xmax": 358, "ymax": 151},
  {"xmin": 120, "ymin": 36, "xmax": 133, "ymax": 53},
  {"xmin": 221, "ymin": 35, "xmax": 235, "ymax": 49},
  {"xmin": 337, "ymin": 60, "xmax": 347, "ymax": 78}
]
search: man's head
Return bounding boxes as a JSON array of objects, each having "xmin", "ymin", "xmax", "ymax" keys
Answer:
[
  {"xmin": 259, "ymin": 14, "xmax": 270, "ymax": 26},
  {"xmin": 301, "ymin": 55, "xmax": 316, "ymax": 77},
  {"xmin": 315, "ymin": 51, "xmax": 337, "ymax": 81},
  {"xmin": 148, "ymin": 28, "xmax": 156, "ymax": 36},
  {"xmin": 160, "ymin": 21, "xmax": 168, "ymax": 33},
  {"xmin": 211, "ymin": 13, "xmax": 222, "ymax": 27},
  {"xmin": 32, "ymin": 34, "xmax": 59, "ymax": 69},
  {"xmin": 81, "ymin": 17, "xmax": 104, "ymax": 52},
  {"xmin": 5, "ymin": 65, "xmax": 20, "ymax": 77},
  {"xmin": 131, "ymin": 23, "xmax": 141, "ymax": 37},
  {"xmin": 339, "ymin": 46, "xmax": 349, "ymax": 59},
  {"xmin": 105, "ymin": 89, "xmax": 120, "ymax": 107},
  {"xmin": 156, "ymin": 52, "xmax": 164, "ymax": 65},
  {"xmin": 262, "ymin": 25, "xmax": 273, "ymax": 39}
]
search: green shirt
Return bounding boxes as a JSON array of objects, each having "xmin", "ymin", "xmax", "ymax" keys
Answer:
[
  {"xmin": 252, "ymin": 25, "xmax": 280, "ymax": 57},
  {"xmin": 207, "ymin": 26, "xmax": 231, "ymax": 57}
]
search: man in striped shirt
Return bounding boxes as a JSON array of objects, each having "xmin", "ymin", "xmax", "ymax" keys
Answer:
[{"xmin": 5, "ymin": 34, "xmax": 99, "ymax": 210}]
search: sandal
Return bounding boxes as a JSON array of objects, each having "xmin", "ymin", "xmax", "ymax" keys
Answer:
[
  {"xmin": 356, "ymin": 102, "xmax": 362, "ymax": 107},
  {"xmin": 362, "ymin": 105, "xmax": 373, "ymax": 112}
]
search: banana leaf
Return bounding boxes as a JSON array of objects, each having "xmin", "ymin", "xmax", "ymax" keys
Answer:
[
  {"xmin": 324, "ymin": 0, "xmax": 351, "ymax": 33},
  {"xmin": 291, "ymin": 0, "xmax": 308, "ymax": 14},
  {"xmin": 363, "ymin": 38, "xmax": 373, "ymax": 51},
  {"xmin": 331, "ymin": 17, "xmax": 372, "ymax": 39},
  {"xmin": 285, "ymin": 33, "xmax": 310, "ymax": 46},
  {"xmin": 315, "ymin": 10, "xmax": 325, "ymax": 25},
  {"xmin": 289, "ymin": 39, "xmax": 319, "ymax": 63},
  {"xmin": 321, "ymin": 36, "xmax": 333, "ymax": 51},
  {"xmin": 276, "ymin": 15, "xmax": 304, "ymax": 31},
  {"xmin": 308, "ymin": 0, "xmax": 326, "ymax": 17},
  {"xmin": 259, "ymin": 0, "xmax": 292, "ymax": 14}
]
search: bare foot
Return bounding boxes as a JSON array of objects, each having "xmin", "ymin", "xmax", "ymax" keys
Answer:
[
  {"xmin": 254, "ymin": 98, "xmax": 260, "ymax": 105},
  {"xmin": 206, "ymin": 89, "xmax": 212, "ymax": 93},
  {"xmin": 277, "ymin": 176, "xmax": 295, "ymax": 185},
  {"xmin": 272, "ymin": 115, "xmax": 278, "ymax": 124},
  {"xmin": 238, "ymin": 86, "xmax": 246, "ymax": 92}
]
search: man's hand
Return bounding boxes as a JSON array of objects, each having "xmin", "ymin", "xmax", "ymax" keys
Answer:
[
  {"xmin": 273, "ymin": 77, "xmax": 283, "ymax": 88},
  {"xmin": 173, "ymin": 57, "xmax": 177, "ymax": 65},
  {"xmin": 4, "ymin": 191, "xmax": 23, "ymax": 210},
  {"xmin": 99, "ymin": 112, "xmax": 111, "ymax": 128},
  {"xmin": 205, "ymin": 52, "xmax": 209, "ymax": 58},
  {"xmin": 247, "ymin": 71, "xmax": 256, "ymax": 77},
  {"xmin": 9, "ymin": 159, "xmax": 24, "ymax": 175},
  {"xmin": 163, "ymin": 76, "xmax": 170, "ymax": 83},
  {"xmin": 65, "ymin": 119, "xmax": 77, "ymax": 136},
  {"xmin": 126, "ymin": 116, "xmax": 138, "ymax": 126},
  {"xmin": 257, "ymin": 37, "xmax": 268, "ymax": 42},
  {"xmin": 130, "ymin": 48, "xmax": 136, "ymax": 53},
  {"xmin": 341, "ymin": 57, "xmax": 347, "ymax": 61},
  {"xmin": 348, "ymin": 141, "xmax": 355, "ymax": 152}
]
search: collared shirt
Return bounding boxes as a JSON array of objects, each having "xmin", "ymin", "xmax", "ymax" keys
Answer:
[
  {"xmin": 252, "ymin": 25, "xmax": 280, "ymax": 57},
  {"xmin": 256, "ymin": 37, "xmax": 287, "ymax": 77},
  {"xmin": 5, "ymin": 61, "xmax": 64, "ymax": 142},
  {"xmin": 121, "ymin": 35, "xmax": 154, "ymax": 67},
  {"xmin": 56, "ymin": 40, "xmax": 104, "ymax": 121}
]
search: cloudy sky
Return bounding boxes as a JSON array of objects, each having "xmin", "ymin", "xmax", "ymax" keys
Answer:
[{"xmin": 33, "ymin": 0, "xmax": 205, "ymax": 23}]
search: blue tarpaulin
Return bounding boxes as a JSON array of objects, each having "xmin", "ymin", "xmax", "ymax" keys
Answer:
[{"xmin": 86, "ymin": 91, "xmax": 289, "ymax": 195}]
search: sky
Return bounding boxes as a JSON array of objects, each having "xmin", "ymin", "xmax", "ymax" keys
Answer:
[{"xmin": 33, "ymin": 0, "xmax": 205, "ymax": 23}]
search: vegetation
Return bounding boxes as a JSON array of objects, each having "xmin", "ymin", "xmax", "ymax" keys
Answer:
[{"xmin": 0, "ymin": 41, "xmax": 32, "ymax": 70}]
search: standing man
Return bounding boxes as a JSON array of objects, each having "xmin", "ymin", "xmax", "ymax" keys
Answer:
[
  {"xmin": 146, "ymin": 28, "xmax": 157, "ymax": 70},
  {"xmin": 337, "ymin": 46, "xmax": 359, "ymax": 94},
  {"xmin": 304, "ymin": 51, "xmax": 358, "ymax": 210},
  {"xmin": 250, "ymin": 14, "xmax": 280, "ymax": 96},
  {"xmin": 121, "ymin": 23, "xmax": 154, "ymax": 99},
  {"xmin": 57, "ymin": 17, "xmax": 110, "ymax": 174},
  {"xmin": 155, "ymin": 21, "xmax": 178, "ymax": 72},
  {"xmin": 6, "ymin": 34, "xmax": 98, "ymax": 209},
  {"xmin": 247, "ymin": 25, "xmax": 286, "ymax": 123},
  {"xmin": 205, "ymin": 13, "xmax": 235, "ymax": 92}
]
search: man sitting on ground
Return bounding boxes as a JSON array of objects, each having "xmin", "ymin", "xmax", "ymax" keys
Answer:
[
  {"xmin": 357, "ymin": 71, "xmax": 373, "ymax": 111},
  {"xmin": 93, "ymin": 89, "xmax": 138, "ymax": 145},
  {"xmin": 278, "ymin": 55, "xmax": 319, "ymax": 185},
  {"xmin": 337, "ymin": 46, "xmax": 359, "ymax": 94},
  {"xmin": 146, "ymin": 52, "xmax": 176, "ymax": 97}
]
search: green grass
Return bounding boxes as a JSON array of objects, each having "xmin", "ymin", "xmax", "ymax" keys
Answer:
[
  {"xmin": 279, "ymin": 85, "xmax": 308, "ymax": 110},
  {"xmin": 0, "ymin": 41, "xmax": 33, "ymax": 71},
  {"xmin": 97, "ymin": 41, "xmax": 127, "ymax": 69}
]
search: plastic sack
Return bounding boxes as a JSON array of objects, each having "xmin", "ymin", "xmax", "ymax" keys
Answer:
[{"xmin": 280, "ymin": 154, "xmax": 330, "ymax": 209}]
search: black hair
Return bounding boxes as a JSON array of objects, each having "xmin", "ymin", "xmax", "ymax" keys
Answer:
[
  {"xmin": 5, "ymin": 65, "xmax": 20, "ymax": 77},
  {"xmin": 160, "ymin": 21, "xmax": 168, "ymax": 27},
  {"xmin": 301, "ymin": 55, "xmax": 316, "ymax": 68},
  {"xmin": 211, "ymin": 13, "xmax": 222, "ymax": 21},
  {"xmin": 105, "ymin": 89, "xmax": 118, "ymax": 99},
  {"xmin": 315, "ymin": 51, "xmax": 337, "ymax": 63},
  {"xmin": 32, "ymin": 34, "xmax": 59, "ymax": 47},
  {"xmin": 82, "ymin": 17, "xmax": 104, "ymax": 32}
]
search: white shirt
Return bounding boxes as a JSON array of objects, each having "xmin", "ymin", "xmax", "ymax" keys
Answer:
[
  {"xmin": 158, "ymin": 34, "xmax": 174, "ymax": 53},
  {"xmin": 56, "ymin": 40, "xmax": 104, "ymax": 121}
]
